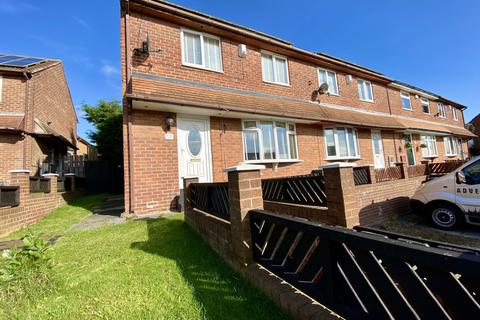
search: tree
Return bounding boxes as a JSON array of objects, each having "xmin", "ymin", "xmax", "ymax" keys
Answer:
[{"xmin": 81, "ymin": 100, "xmax": 123, "ymax": 163}]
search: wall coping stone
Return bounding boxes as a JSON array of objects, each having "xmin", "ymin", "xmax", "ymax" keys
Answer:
[
  {"xmin": 224, "ymin": 163, "xmax": 265, "ymax": 172},
  {"xmin": 64, "ymin": 173, "xmax": 76, "ymax": 176},
  {"xmin": 42, "ymin": 173, "xmax": 59, "ymax": 177},
  {"xmin": 9, "ymin": 169, "xmax": 32, "ymax": 173},
  {"xmin": 317, "ymin": 162, "xmax": 355, "ymax": 169}
]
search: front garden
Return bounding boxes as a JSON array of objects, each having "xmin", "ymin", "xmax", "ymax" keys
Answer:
[{"xmin": 0, "ymin": 195, "xmax": 287, "ymax": 319}]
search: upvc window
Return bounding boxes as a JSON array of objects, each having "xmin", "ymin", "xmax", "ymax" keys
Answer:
[
  {"xmin": 421, "ymin": 135, "xmax": 438, "ymax": 157},
  {"xmin": 317, "ymin": 68, "xmax": 338, "ymax": 95},
  {"xmin": 261, "ymin": 52, "xmax": 289, "ymax": 85},
  {"xmin": 357, "ymin": 79, "xmax": 373, "ymax": 102},
  {"xmin": 451, "ymin": 106, "xmax": 458, "ymax": 121},
  {"xmin": 400, "ymin": 91, "xmax": 412, "ymax": 110},
  {"xmin": 421, "ymin": 98, "xmax": 430, "ymax": 114},
  {"xmin": 181, "ymin": 29, "xmax": 223, "ymax": 72},
  {"xmin": 324, "ymin": 127, "xmax": 360, "ymax": 159},
  {"xmin": 444, "ymin": 136, "xmax": 457, "ymax": 156},
  {"xmin": 437, "ymin": 103, "xmax": 446, "ymax": 118},
  {"xmin": 242, "ymin": 120, "xmax": 298, "ymax": 162}
]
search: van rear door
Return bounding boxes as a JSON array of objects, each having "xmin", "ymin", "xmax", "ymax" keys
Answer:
[{"xmin": 455, "ymin": 159, "xmax": 480, "ymax": 214}]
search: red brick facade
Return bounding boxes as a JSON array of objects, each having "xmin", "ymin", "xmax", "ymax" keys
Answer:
[
  {"xmin": 0, "ymin": 62, "xmax": 77, "ymax": 181},
  {"xmin": 121, "ymin": 0, "xmax": 474, "ymax": 214}
]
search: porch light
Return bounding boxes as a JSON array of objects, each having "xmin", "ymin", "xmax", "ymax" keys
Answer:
[{"xmin": 166, "ymin": 114, "xmax": 174, "ymax": 131}]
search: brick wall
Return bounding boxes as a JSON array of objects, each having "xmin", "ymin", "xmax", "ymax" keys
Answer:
[
  {"xmin": 0, "ymin": 75, "xmax": 26, "ymax": 113},
  {"xmin": 0, "ymin": 173, "xmax": 80, "ymax": 237},
  {"xmin": 0, "ymin": 135, "xmax": 24, "ymax": 182}
]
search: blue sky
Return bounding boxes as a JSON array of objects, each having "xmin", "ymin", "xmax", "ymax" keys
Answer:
[{"xmin": 1, "ymin": 0, "xmax": 479, "ymax": 141}]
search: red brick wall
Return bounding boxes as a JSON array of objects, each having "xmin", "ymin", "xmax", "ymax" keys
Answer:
[
  {"xmin": 0, "ymin": 135, "xmax": 24, "ymax": 182},
  {"xmin": 0, "ymin": 75, "xmax": 26, "ymax": 113}
]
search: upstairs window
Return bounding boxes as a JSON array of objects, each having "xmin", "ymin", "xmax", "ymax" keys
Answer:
[
  {"xmin": 261, "ymin": 52, "xmax": 289, "ymax": 85},
  {"xmin": 451, "ymin": 106, "xmax": 458, "ymax": 121},
  {"xmin": 182, "ymin": 29, "xmax": 223, "ymax": 72},
  {"xmin": 421, "ymin": 135, "xmax": 438, "ymax": 157},
  {"xmin": 421, "ymin": 98, "xmax": 430, "ymax": 114},
  {"xmin": 444, "ymin": 136, "xmax": 457, "ymax": 156},
  {"xmin": 400, "ymin": 91, "xmax": 412, "ymax": 110},
  {"xmin": 242, "ymin": 120, "xmax": 297, "ymax": 162},
  {"xmin": 324, "ymin": 127, "xmax": 360, "ymax": 159},
  {"xmin": 357, "ymin": 79, "xmax": 373, "ymax": 102},
  {"xmin": 437, "ymin": 103, "xmax": 446, "ymax": 118},
  {"xmin": 317, "ymin": 68, "xmax": 338, "ymax": 95}
]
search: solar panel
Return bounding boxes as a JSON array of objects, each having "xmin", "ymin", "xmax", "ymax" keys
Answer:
[{"xmin": 0, "ymin": 54, "xmax": 46, "ymax": 68}]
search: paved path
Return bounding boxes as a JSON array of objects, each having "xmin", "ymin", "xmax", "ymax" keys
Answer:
[{"xmin": 69, "ymin": 194, "xmax": 125, "ymax": 231}]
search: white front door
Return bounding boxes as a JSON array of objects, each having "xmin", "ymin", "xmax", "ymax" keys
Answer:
[
  {"xmin": 371, "ymin": 130, "xmax": 385, "ymax": 168},
  {"xmin": 177, "ymin": 116, "xmax": 213, "ymax": 188}
]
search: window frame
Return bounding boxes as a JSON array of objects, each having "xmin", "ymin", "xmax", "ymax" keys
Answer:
[
  {"xmin": 357, "ymin": 79, "xmax": 374, "ymax": 102},
  {"xmin": 180, "ymin": 28, "xmax": 224, "ymax": 73},
  {"xmin": 421, "ymin": 134, "xmax": 438, "ymax": 158},
  {"xmin": 400, "ymin": 91, "xmax": 412, "ymax": 110},
  {"xmin": 451, "ymin": 105, "xmax": 458, "ymax": 121},
  {"xmin": 260, "ymin": 51, "xmax": 290, "ymax": 86},
  {"xmin": 421, "ymin": 98, "xmax": 430, "ymax": 114},
  {"xmin": 317, "ymin": 68, "xmax": 339, "ymax": 95},
  {"xmin": 241, "ymin": 120, "xmax": 299, "ymax": 163},
  {"xmin": 437, "ymin": 103, "xmax": 446, "ymax": 118},
  {"xmin": 443, "ymin": 136, "xmax": 457, "ymax": 157},
  {"xmin": 323, "ymin": 126, "xmax": 361, "ymax": 160}
]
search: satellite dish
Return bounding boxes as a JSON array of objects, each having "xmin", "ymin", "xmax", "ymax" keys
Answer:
[{"xmin": 318, "ymin": 83, "xmax": 329, "ymax": 94}]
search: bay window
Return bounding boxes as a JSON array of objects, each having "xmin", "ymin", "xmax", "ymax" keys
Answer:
[
  {"xmin": 357, "ymin": 79, "xmax": 373, "ymax": 102},
  {"xmin": 242, "ymin": 120, "xmax": 298, "ymax": 162},
  {"xmin": 318, "ymin": 68, "xmax": 338, "ymax": 95},
  {"xmin": 182, "ymin": 29, "xmax": 223, "ymax": 72},
  {"xmin": 324, "ymin": 127, "xmax": 360, "ymax": 159},
  {"xmin": 261, "ymin": 52, "xmax": 289, "ymax": 85},
  {"xmin": 444, "ymin": 136, "xmax": 457, "ymax": 156},
  {"xmin": 421, "ymin": 135, "xmax": 438, "ymax": 157}
]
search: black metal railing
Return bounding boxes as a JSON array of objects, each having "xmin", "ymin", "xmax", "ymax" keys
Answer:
[
  {"xmin": 250, "ymin": 210, "xmax": 480, "ymax": 320},
  {"xmin": 0, "ymin": 186, "xmax": 20, "ymax": 207},
  {"xmin": 353, "ymin": 166, "xmax": 371, "ymax": 185},
  {"xmin": 189, "ymin": 182, "xmax": 229, "ymax": 220},
  {"xmin": 29, "ymin": 177, "xmax": 51, "ymax": 193},
  {"xmin": 262, "ymin": 173, "xmax": 327, "ymax": 207}
]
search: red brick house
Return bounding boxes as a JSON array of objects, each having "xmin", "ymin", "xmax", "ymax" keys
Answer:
[
  {"xmin": 120, "ymin": 0, "xmax": 476, "ymax": 214},
  {"xmin": 0, "ymin": 54, "xmax": 77, "ymax": 182}
]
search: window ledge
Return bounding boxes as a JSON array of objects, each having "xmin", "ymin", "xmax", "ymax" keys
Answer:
[
  {"xmin": 244, "ymin": 159, "xmax": 303, "ymax": 164},
  {"xmin": 181, "ymin": 63, "xmax": 224, "ymax": 74},
  {"xmin": 359, "ymin": 98, "xmax": 374, "ymax": 103},
  {"xmin": 402, "ymin": 108, "xmax": 413, "ymax": 111},
  {"xmin": 423, "ymin": 155, "xmax": 438, "ymax": 159},
  {"xmin": 262, "ymin": 80, "xmax": 291, "ymax": 87},
  {"xmin": 446, "ymin": 154, "xmax": 458, "ymax": 157},
  {"xmin": 324, "ymin": 157, "xmax": 361, "ymax": 161}
]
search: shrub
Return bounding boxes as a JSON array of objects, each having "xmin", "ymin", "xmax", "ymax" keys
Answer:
[{"xmin": 0, "ymin": 233, "xmax": 54, "ymax": 300}]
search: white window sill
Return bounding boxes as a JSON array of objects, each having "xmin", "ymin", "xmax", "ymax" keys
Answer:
[
  {"xmin": 446, "ymin": 154, "xmax": 457, "ymax": 157},
  {"xmin": 402, "ymin": 107, "xmax": 413, "ymax": 111},
  {"xmin": 327, "ymin": 92, "xmax": 340, "ymax": 96},
  {"xmin": 324, "ymin": 156, "xmax": 361, "ymax": 161},
  {"xmin": 423, "ymin": 112, "xmax": 431, "ymax": 115},
  {"xmin": 181, "ymin": 62, "xmax": 224, "ymax": 74},
  {"xmin": 359, "ymin": 98, "xmax": 374, "ymax": 103},
  {"xmin": 262, "ymin": 80, "xmax": 291, "ymax": 87},
  {"xmin": 422, "ymin": 155, "xmax": 438, "ymax": 159},
  {"xmin": 244, "ymin": 159, "xmax": 303, "ymax": 164}
]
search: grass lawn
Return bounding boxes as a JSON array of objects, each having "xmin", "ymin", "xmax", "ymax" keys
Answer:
[
  {"xmin": 0, "ymin": 194, "xmax": 106, "ymax": 241},
  {"xmin": 1, "ymin": 212, "xmax": 288, "ymax": 319}
]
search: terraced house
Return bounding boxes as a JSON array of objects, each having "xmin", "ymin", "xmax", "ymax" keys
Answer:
[{"xmin": 120, "ymin": 0, "xmax": 476, "ymax": 214}]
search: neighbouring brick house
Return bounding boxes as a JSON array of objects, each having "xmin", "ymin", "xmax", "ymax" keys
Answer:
[
  {"xmin": 120, "ymin": 0, "xmax": 476, "ymax": 215},
  {"xmin": 468, "ymin": 114, "xmax": 480, "ymax": 155},
  {"xmin": 0, "ymin": 54, "xmax": 77, "ymax": 182}
]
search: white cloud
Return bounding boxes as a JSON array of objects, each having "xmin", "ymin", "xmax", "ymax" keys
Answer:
[
  {"xmin": 73, "ymin": 17, "xmax": 92, "ymax": 31},
  {"xmin": 100, "ymin": 63, "xmax": 120, "ymax": 77},
  {"xmin": 0, "ymin": 1, "xmax": 37, "ymax": 13}
]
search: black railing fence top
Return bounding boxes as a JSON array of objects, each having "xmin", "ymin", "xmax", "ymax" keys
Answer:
[
  {"xmin": 188, "ymin": 182, "xmax": 230, "ymax": 220},
  {"xmin": 250, "ymin": 210, "xmax": 480, "ymax": 320}
]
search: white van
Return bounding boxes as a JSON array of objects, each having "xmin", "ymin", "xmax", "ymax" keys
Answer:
[{"xmin": 411, "ymin": 157, "xmax": 480, "ymax": 230}]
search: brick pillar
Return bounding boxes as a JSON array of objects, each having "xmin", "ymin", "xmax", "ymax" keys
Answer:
[
  {"xmin": 421, "ymin": 160, "xmax": 430, "ymax": 176},
  {"xmin": 396, "ymin": 162, "xmax": 408, "ymax": 179},
  {"xmin": 322, "ymin": 164, "xmax": 359, "ymax": 228},
  {"xmin": 42, "ymin": 173, "xmax": 58, "ymax": 193},
  {"xmin": 226, "ymin": 164, "xmax": 265, "ymax": 268},
  {"xmin": 367, "ymin": 165, "xmax": 377, "ymax": 184},
  {"xmin": 9, "ymin": 170, "xmax": 31, "ymax": 204}
]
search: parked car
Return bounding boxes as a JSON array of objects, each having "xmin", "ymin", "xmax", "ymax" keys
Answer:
[{"xmin": 411, "ymin": 157, "xmax": 480, "ymax": 230}]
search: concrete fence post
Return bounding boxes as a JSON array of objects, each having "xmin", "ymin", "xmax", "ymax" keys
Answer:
[
  {"xmin": 9, "ymin": 170, "xmax": 31, "ymax": 204},
  {"xmin": 225, "ymin": 164, "xmax": 265, "ymax": 268},
  {"xmin": 321, "ymin": 163, "xmax": 359, "ymax": 228}
]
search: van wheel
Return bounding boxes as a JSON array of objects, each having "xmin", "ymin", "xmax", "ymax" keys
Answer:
[{"xmin": 429, "ymin": 203, "xmax": 462, "ymax": 230}]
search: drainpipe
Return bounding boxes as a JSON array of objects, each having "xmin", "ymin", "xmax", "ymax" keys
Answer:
[{"xmin": 124, "ymin": 0, "xmax": 135, "ymax": 214}]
